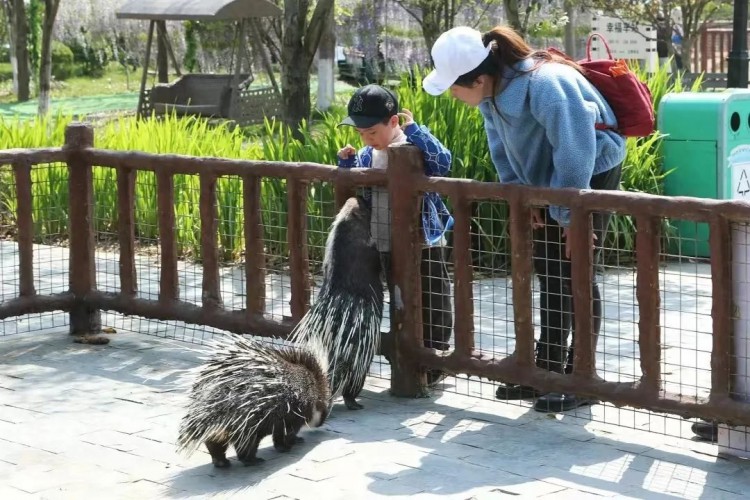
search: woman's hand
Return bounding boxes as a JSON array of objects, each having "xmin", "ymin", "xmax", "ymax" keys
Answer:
[
  {"xmin": 561, "ymin": 227, "xmax": 597, "ymax": 260},
  {"xmin": 531, "ymin": 208, "xmax": 545, "ymax": 229}
]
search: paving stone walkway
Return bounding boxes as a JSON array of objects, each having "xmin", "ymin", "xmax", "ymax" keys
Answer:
[{"xmin": 2, "ymin": 331, "xmax": 750, "ymax": 499}]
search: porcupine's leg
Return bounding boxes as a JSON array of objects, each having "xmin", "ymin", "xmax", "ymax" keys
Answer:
[
  {"xmin": 235, "ymin": 435, "xmax": 264, "ymax": 466},
  {"xmin": 342, "ymin": 374, "xmax": 366, "ymax": 410},
  {"xmin": 273, "ymin": 421, "xmax": 304, "ymax": 452},
  {"xmin": 205, "ymin": 439, "xmax": 231, "ymax": 468}
]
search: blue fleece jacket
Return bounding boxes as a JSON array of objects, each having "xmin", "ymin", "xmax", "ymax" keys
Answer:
[{"xmin": 479, "ymin": 57, "xmax": 627, "ymax": 226}]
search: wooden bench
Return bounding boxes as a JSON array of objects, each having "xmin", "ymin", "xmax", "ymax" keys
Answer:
[
  {"xmin": 150, "ymin": 73, "xmax": 251, "ymax": 118},
  {"xmin": 338, "ymin": 61, "xmax": 368, "ymax": 85},
  {"xmin": 236, "ymin": 86, "xmax": 281, "ymax": 125},
  {"xmin": 337, "ymin": 58, "xmax": 400, "ymax": 87}
]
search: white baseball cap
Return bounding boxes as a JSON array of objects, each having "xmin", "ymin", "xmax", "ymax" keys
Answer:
[{"xmin": 422, "ymin": 26, "xmax": 492, "ymax": 96}]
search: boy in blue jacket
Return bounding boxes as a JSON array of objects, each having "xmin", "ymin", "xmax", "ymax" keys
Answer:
[{"xmin": 337, "ymin": 84, "xmax": 454, "ymax": 385}]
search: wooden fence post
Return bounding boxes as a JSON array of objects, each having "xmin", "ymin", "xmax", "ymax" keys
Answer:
[
  {"xmin": 387, "ymin": 145, "xmax": 427, "ymax": 397},
  {"xmin": 13, "ymin": 161, "xmax": 35, "ymax": 298},
  {"xmin": 65, "ymin": 123, "xmax": 101, "ymax": 336}
]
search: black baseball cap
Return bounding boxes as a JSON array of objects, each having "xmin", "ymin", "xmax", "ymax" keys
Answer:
[{"xmin": 340, "ymin": 84, "xmax": 399, "ymax": 128}]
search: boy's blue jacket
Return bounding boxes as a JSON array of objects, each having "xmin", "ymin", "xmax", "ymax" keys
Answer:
[{"xmin": 338, "ymin": 122, "xmax": 454, "ymax": 246}]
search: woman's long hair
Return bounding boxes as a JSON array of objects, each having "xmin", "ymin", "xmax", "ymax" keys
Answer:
[{"xmin": 454, "ymin": 25, "xmax": 583, "ymax": 90}]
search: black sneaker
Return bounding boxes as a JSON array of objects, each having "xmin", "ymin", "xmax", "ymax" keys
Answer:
[
  {"xmin": 533, "ymin": 393, "xmax": 597, "ymax": 413},
  {"xmin": 691, "ymin": 420, "xmax": 718, "ymax": 442},
  {"xmin": 495, "ymin": 383, "xmax": 540, "ymax": 400}
]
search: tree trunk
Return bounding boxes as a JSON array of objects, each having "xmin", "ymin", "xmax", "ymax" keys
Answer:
[
  {"xmin": 316, "ymin": 6, "xmax": 335, "ymax": 111},
  {"xmin": 281, "ymin": 49, "xmax": 311, "ymax": 133},
  {"xmin": 681, "ymin": 35, "xmax": 693, "ymax": 73},
  {"xmin": 156, "ymin": 20, "xmax": 169, "ymax": 83},
  {"xmin": 503, "ymin": 0, "xmax": 522, "ymax": 35},
  {"xmin": 281, "ymin": 0, "xmax": 309, "ymax": 132},
  {"xmin": 280, "ymin": 0, "xmax": 334, "ymax": 135},
  {"xmin": 563, "ymin": 0, "xmax": 576, "ymax": 58},
  {"xmin": 27, "ymin": 0, "xmax": 41, "ymax": 77},
  {"xmin": 11, "ymin": 0, "xmax": 30, "ymax": 102},
  {"xmin": 420, "ymin": 3, "xmax": 441, "ymax": 57},
  {"xmin": 2, "ymin": 0, "xmax": 19, "ymax": 94},
  {"xmin": 37, "ymin": 0, "xmax": 60, "ymax": 116}
]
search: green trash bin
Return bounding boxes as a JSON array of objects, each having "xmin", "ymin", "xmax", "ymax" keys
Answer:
[{"xmin": 659, "ymin": 89, "xmax": 750, "ymax": 257}]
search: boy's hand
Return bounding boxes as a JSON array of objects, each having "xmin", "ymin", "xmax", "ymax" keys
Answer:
[
  {"xmin": 338, "ymin": 144, "xmax": 356, "ymax": 160},
  {"xmin": 398, "ymin": 108, "xmax": 415, "ymax": 130}
]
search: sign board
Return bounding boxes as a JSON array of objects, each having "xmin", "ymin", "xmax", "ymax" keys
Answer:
[
  {"xmin": 590, "ymin": 15, "xmax": 658, "ymax": 72},
  {"xmin": 730, "ymin": 145, "xmax": 750, "ymax": 201}
]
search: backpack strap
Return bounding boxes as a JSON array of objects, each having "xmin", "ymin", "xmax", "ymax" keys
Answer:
[
  {"xmin": 546, "ymin": 45, "xmax": 618, "ymax": 134},
  {"xmin": 586, "ymin": 33, "xmax": 614, "ymax": 61}
]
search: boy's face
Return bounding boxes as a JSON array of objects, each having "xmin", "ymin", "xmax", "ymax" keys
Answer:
[{"xmin": 356, "ymin": 115, "xmax": 399, "ymax": 150}]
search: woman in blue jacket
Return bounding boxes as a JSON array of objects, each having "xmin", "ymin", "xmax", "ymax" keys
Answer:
[{"xmin": 423, "ymin": 25, "xmax": 627, "ymax": 413}]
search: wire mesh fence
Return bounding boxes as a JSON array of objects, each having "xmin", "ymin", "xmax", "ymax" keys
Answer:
[
  {"xmin": 1, "ymin": 163, "xmax": 69, "ymax": 337},
  {"xmin": 5, "ymin": 154, "xmax": 750, "ymax": 453},
  {"xmin": 262, "ymin": 177, "xmax": 291, "ymax": 321},
  {"xmin": 92, "ymin": 166, "xmax": 121, "ymax": 295},
  {"xmin": 0, "ymin": 164, "xmax": 18, "ymax": 306},
  {"xmin": 425, "ymin": 203, "xmax": 739, "ymax": 448},
  {"xmin": 469, "ymin": 200, "xmax": 513, "ymax": 364},
  {"xmin": 31, "ymin": 163, "xmax": 69, "ymax": 298},
  {"xmin": 84, "ymin": 177, "xmax": 390, "ymax": 375},
  {"xmin": 217, "ymin": 175, "xmax": 245, "ymax": 311},
  {"xmin": 133, "ymin": 170, "xmax": 161, "ymax": 302}
]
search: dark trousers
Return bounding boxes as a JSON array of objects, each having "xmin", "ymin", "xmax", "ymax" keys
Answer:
[
  {"xmin": 534, "ymin": 165, "xmax": 622, "ymax": 374},
  {"xmin": 381, "ymin": 246, "xmax": 453, "ymax": 351}
]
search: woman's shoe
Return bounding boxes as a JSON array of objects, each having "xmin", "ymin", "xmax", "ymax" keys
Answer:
[
  {"xmin": 691, "ymin": 420, "xmax": 718, "ymax": 442},
  {"xmin": 495, "ymin": 383, "xmax": 540, "ymax": 400},
  {"xmin": 533, "ymin": 393, "xmax": 597, "ymax": 413}
]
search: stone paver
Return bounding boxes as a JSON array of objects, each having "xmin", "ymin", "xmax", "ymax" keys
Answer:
[{"xmin": 2, "ymin": 331, "xmax": 750, "ymax": 499}]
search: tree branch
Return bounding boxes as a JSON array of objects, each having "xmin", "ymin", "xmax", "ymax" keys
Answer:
[
  {"xmin": 392, "ymin": 0, "xmax": 423, "ymax": 25},
  {"xmin": 302, "ymin": 0, "xmax": 334, "ymax": 67},
  {"xmin": 522, "ymin": 0, "xmax": 543, "ymax": 35},
  {"xmin": 471, "ymin": 1, "xmax": 495, "ymax": 30},
  {"xmin": 257, "ymin": 18, "xmax": 281, "ymax": 63}
]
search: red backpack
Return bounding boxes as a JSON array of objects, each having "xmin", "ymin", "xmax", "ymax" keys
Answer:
[{"xmin": 549, "ymin": 33, "xmax": 655, "ymax": 137}]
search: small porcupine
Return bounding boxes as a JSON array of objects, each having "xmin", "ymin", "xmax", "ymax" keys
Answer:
[
  {"xmin": 290, "ymin": 196, "xmax": 384, "ymax": 410},
  {"xmin": 177, "ymin": 334, "xmax": 331, "ymax": 467}
]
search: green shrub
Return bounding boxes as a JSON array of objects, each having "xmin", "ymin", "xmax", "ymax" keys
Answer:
[
  {"xmin": 51, "ymin": 41, "xmax": 75, "ymax": 80},
  {"xmin": 0, "ymin": 62, "xmax": 12, "ymax": 82},
  {"xmin": 183, "ymin": 21, "xmax": 199, "ymax": 73},
  {"xmin": 69, "ymin": 35, "xmax": 110, "ymax": 78}
]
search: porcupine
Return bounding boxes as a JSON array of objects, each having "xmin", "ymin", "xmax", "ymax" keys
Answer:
[
  {"xmin": 290, "ymin": 196, "xmax": 384, "ymax": 410},
  {"xmin": 177, "ymin": 334, "xmax": 331, "ymax": 467}
]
